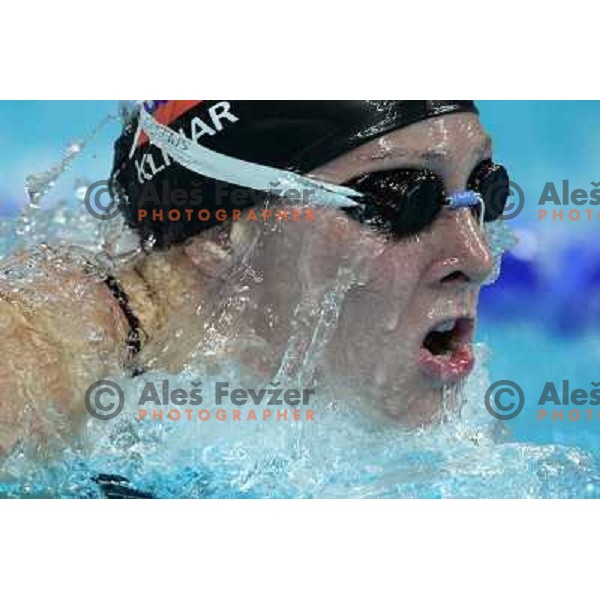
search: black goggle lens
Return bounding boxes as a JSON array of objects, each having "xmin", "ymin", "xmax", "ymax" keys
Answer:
[
  {"xmin": 467, "ymin": 159, "xmax": 510, "ymax": 222},
  {"xmin": 343, "ymin": 160, "xmax": 509, "ymax": 240},
  {"xmin": 343, "ymin": 169, "xmax": 443, "ymax": 240}
]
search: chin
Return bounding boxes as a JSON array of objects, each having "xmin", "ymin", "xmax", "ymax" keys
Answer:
[{"xmin": 377, "ymin": 376, "xmax": 462, "ymax": 427}]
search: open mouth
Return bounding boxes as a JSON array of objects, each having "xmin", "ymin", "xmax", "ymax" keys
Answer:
[{"xmin": 417, "ymin": 317, "xmax": 475, "ymax": 385}]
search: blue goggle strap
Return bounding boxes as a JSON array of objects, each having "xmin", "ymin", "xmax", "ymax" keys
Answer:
[{"xmin": 445, "ymin": 191, "xmax": 485, "ymax": 227}]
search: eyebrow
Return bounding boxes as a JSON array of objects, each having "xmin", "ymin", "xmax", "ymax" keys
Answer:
[
  {"xmin": 421, "ymin": 136, "xmax": 493, "ymax": 162},
  {"xmin": 337, "ymin": 134, "xmax": 495, "ymax": 186},
  {"xmin": 375, "ymin": 134, "xmax": 493, "ymax": 163}
]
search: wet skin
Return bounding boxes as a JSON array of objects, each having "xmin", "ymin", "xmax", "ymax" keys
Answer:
[
  {"xmin": 0, "ymin": 112, "xmax": 494, "ymax": 453},
  {"xmin": 308, "ymin": 113, "xmax": 494, "ymax": 424}
]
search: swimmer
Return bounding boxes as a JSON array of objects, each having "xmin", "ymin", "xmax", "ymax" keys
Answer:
[{"xmin": 0, "ymin": 101, "xmax": 509, "ymax": 454}]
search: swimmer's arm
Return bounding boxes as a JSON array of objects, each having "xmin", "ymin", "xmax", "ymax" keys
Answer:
[
  {"xmin": 0, "ymin": 272, "xmax": 130, "ymax": 455},
  {"xmin": 0, "ymin": 299, "xmax": 67, "ymax": 454}
]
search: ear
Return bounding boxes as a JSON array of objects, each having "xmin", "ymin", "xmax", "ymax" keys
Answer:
[{"xmin": 183, "ymin": 233, "xmax": 232, "ymax": 277}]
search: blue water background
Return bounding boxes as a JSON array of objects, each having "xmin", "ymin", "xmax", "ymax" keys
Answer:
[{"xmin": 1, "ymin": 100, "xmax": 599, "ymax": 462}]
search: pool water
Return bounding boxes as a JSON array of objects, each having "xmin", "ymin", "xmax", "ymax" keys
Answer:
[
  {"xmin": 479, "ymin": 321, "xmax": 600, "ymax": 456},
  {"xmin": 2, "ymin": 351, "xmax": 599, "ymax": 498}
]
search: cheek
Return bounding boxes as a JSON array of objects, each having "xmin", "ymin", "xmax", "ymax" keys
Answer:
[
  {"xmin": 358, "ymin": 241, "xmax": 425, "ymax": 301},
  {"xmin": 332, "ymin": 244, "xmax": 425, "ymax": 343},
  {"xmin": 285, "ymin": 211, "xmax": 377, "ymax": 282}
]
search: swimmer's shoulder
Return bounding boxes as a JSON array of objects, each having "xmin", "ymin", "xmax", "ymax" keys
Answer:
[
  {"xmin": 0, "ymin": 246, "xmax": 132, "ymax": 454},
  {"xmin": 0, "ymin": 246, "xmax": 131, "ymax": 358}
]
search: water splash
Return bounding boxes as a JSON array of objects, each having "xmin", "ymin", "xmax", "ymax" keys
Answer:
[
  {"xmin": 1, "ymin": 136, "xmax": 599, "ymax": 497},
  {"xmin": 485, "ymin": 219, "xmax": 518, "ymax": 285},
  {"xmin": 15, "ymin": 115, "xmax": 116, "ymax": 249},
  {"xmin": 2, "ymin": 347, "xmax": 600, "ymax": 499}
]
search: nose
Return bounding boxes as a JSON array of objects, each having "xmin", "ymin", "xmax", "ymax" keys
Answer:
[{"xmin": 425, "ymin": 207, "xmax": 494, "ymax": 287}]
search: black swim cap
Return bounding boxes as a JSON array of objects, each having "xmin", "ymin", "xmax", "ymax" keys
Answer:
[{"xmin": 111, "ymin": 101, "xmax": 478, "ymax": 248}]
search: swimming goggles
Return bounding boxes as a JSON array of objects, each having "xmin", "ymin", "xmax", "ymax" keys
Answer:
[
  {"xmin": 341, "ymin": 160, "xmax": 510, "ymax": 240},
  {"xmin": 136, "ymin": 107, "xmax": 510, "ymax": 239}
]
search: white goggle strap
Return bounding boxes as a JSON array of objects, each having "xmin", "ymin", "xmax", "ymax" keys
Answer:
[{"xmin": 131, "ymin": 107, "xmax": 361, "ymax": 210}]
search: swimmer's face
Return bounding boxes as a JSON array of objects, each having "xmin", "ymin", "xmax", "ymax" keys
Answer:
[{"xmin": 304, "ymin": 113, "xmax": 494, "ymax": 424}]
